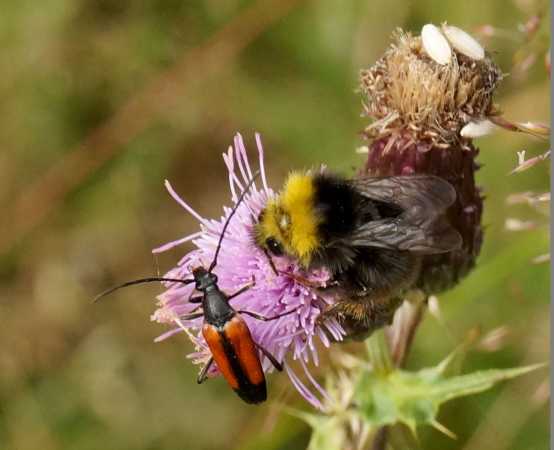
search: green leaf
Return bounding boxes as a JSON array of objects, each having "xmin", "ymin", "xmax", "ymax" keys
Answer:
[
  {"xmin": 355, "ymin": 350, "xmax": 546, "ymax": 437},
  {"xmin": 306, "ymin": 416, "xmax": 348, "ymax": 450},
  {"xmin": 366, "ymin": 330, "xmax": 393, "ymax": 375},
  {"xmin": 288, "ymin": 409, "xmax": 349, "ymax": 450},
  {"xmin": 428, "ymin": 364, "xmax": 547, "ymax": 403}
]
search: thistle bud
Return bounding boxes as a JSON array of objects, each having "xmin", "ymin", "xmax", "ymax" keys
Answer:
[{"xmin": 358, "ymin": 27, "xmax": 502, "ymax": 294}]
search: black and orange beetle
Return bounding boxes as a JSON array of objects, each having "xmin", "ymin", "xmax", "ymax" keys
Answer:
[{"xmin": 95, "ymin": 173, "xmax": 293, "ymax": 404}]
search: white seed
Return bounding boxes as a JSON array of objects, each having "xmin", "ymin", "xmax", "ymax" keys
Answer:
[
  {"xmin": 421, "ymin": 24, "xmax": 452, "ymax": 65},
  {"xmin": 505, "ymin": 218, "xmax": 536, "ymax": 231},
  {"xmin": 460, "ymin": 119, "xmax": 497, "ymax": 138},
  {"xmin": 442, "ymin": 24, "xmax": 485, "ymax": 60},
  {"xmin": 532, "ymin": 253, "xmax": 550, "ymax": 264}
]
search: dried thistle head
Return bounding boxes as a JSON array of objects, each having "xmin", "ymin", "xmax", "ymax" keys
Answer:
[
  {"xmin": 356, "ymin": 25, "xmax": 505, "ymax": 297},
  {"xmin": 360, "ymin": 27, "xmax": 502, "ymax": 148}
]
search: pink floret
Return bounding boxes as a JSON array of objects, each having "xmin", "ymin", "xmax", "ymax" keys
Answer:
[{"xmin": 151, "ymin": 133, "xmax": 343, "ymax": 409}]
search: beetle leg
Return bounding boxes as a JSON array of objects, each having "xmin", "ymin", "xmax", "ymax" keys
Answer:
[
  {"xmin": 227, "ymin": 275, "xmax": 256, "ymax": 301},
  {"xmin": 238, "ymin": 308, "xmax": 297, "ymax": 322},
  {"xmin": 197, "ymin": 357, "xmax": 214, "ymax": 384},
  {"xmin": 180, "ymin": 311, "xmax": 204, "ymax": 321},
  {"xmin": 188, "ymin": 295, "xmax": 203, "ymax": 304},
  {"xmin": 185, "ymin": 304, "xmax": 203, "ymax": 315},
  {"xmin": 254, "ymin": 342, "xmax": 283, "ymax": 371}
]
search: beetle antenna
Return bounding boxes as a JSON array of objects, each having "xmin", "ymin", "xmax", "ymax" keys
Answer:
[
  {"xmin": 208, "ymin": 170, "xmax": 260, "ymax": 273},
  {"xmin": 94, "ymin": 277, "xmax": 194, "ymax": 303}
]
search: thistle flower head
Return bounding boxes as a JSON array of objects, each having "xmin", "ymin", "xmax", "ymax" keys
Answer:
[
  {"xmin": 356, "ymin": 25, "xmax": 504, "ymax": 296},
  {"xmin": 360, "ymin": 26, "xmax": 502, "ymax": 147},
  {"xmin": 151, "ymin": 133, "xmax": 344, "ymax": 409}
]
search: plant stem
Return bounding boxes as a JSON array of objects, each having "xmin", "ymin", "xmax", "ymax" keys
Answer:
[
  {"xmin": 370, "ymin": 297, "xmax": 427, "ymax": 450},
  {"xmin": 388, "ymin": 298, "xmax": 426, "ymax": 367}
]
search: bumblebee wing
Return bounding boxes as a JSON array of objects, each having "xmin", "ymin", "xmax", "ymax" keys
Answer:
[
  {"xmin": 346, "ymin": 176, "xmax": 461, "ymax": 254},
  {"xmin": 348, "ymin": 216, "xmax": 462, "ymax": 254},
  {"xmin": 347, "ymin": 175, "xmax": 456, "ymax": 217}
]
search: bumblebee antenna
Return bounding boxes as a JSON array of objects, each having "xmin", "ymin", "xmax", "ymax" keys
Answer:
[
  {"xmin": 94, "ymin": 277, "xmax": 194, "ymax": 303},
  {"xmin": 208, "ymin": 170, "xmax": 260, "ymax": 273}
]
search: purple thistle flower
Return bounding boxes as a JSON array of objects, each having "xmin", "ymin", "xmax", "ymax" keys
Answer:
[{"xmin": 150, "ymin": 133, "xmax": 344, "ymax": 409}]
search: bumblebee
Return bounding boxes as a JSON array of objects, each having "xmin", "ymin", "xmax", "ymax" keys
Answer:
[{"xmin": 254, "ymin": 171, "xmax": 461, "ymax": 339}]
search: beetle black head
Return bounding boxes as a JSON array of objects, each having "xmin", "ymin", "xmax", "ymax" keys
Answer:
[{"xmin": 192, "ymin": 267, "xmax": 218, "ymax": 291}]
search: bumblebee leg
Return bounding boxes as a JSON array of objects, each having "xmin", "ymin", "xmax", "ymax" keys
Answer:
[
  {"xmin": 227, "ymin": 275, "xmax": 256, "ymax": 301},
  {"xmin": 317, "ymin": 295, "xmax": 403, "ymax": 341},
  {"xmin": 279, "ymin": 271, "xmax": 318, "ymax": 287},
  {"xmin": 254, "ymin": 342, "xmax": 283, "ymax": 371},
  {"xmin": 280, "ymin": 271, "xmax": 340, "ymax": 291},
  {"xmin": 238, "ymin": 308, "xmax": 297, "ymax": 321},
  {"xmin": 263, "ymin": 249, "xmax": 279, "ymax": 276},
  {"xmin": 318, "ymin": 301, "xmax": 375, "ymax": 342},
  {"xmin": 197, "ymin": 357, "xmax": 214, "ymax": 384},
  {"xmin": 316, "ymin": 301, "xmax": 366, "ymax": 327}
]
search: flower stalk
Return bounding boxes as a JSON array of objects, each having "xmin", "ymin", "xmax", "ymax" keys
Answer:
[{"xmin": 366, "ymin": 331, "xmax": 393, "ymax": 376}]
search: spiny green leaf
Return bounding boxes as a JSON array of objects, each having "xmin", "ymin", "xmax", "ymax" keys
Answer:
[
  {"xmin": 286, "ymin": 407, "xmax": 323, "ymax": 429},
  {"xmin": 306, "ymin": 416, "xmax": 348, "ymax": 450},
  {"xmin": 366, "ymin": 330, "xmax": 393, "ymax": 375},
  {"xmin": 428, "ymin": 363, "xmax": 547, "ymax": 402},
  {"xmin": 355, "ymin": 352, "xmax": 546, "ymax": 437},
  {"xmin": 288, "ymin": 408, "xmax": 350, "ymax": 450}
]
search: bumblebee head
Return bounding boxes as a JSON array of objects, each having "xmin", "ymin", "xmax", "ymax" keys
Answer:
[{"xmin": 254, "ymin": 172, "xmax": 321, "ymax": 267}]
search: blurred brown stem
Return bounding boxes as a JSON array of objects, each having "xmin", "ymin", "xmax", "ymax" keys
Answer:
[
  {"xmin": 1, "ymin": 0, "xmax": 307, "ymax": 256},
  {"xmin": 388, "ymin": 298, "xmax": 426, "ymax": 367}
]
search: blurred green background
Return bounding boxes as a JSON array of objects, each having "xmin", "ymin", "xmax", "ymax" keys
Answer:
[{"xmin": 0, "ymin": 0, "xmax": 549, "ymax": 449}]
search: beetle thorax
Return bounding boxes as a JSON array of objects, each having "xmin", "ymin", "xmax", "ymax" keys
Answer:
[{"xmin": 202, "ymin": 289, "xmax": 234, "ymax": 327}]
